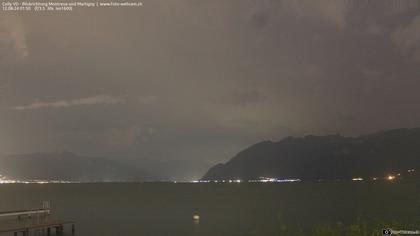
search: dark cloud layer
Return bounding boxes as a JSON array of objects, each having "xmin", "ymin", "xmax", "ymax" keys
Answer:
[{"xmin": 1, "ymin": 0, "xmax": 420, "ymax": 180}]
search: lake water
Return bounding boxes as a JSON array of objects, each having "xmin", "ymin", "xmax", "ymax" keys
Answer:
[{"xmin": 0, "ymin": 182, "xmax": 418, "ymax": 236}]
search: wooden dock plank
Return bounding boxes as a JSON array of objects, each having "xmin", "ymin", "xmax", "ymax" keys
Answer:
[{"xmin": 0, "ymin": 219, "xmax": 75, "ymax": 233}]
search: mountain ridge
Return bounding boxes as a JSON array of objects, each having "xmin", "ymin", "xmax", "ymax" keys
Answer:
[
  {"xmin": 202, "ymin": 128, "xmax": 420, "ymax": 180},
  {"xmin": 0, "ymin": 151, "xmax": 155, "ymax": 182}
]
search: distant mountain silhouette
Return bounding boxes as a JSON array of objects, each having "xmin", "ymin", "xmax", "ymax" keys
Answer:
[
  {"xmin": 0, "ymin": 151, "xmax": 154, "ymax": 182},
  {"xmin": 202, "ymin": 128, "xmax": 420, "ymax": 180}
]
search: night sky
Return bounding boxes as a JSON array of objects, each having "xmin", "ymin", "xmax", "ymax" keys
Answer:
[{"xmin": 1, "ymin": 0, "xmax": 420, "ymax": 179}]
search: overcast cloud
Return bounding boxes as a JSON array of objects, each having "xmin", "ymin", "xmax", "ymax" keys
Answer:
[{"xmin": 1, "ymin": 0, "xmax": 420, "ymax": 180}]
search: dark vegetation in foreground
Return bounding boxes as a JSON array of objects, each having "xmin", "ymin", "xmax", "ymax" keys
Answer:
[{"xmin": 276, "ymin": 217, "xmax": 420, "ymax": 236}]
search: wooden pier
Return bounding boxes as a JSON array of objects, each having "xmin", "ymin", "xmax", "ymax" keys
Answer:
[{"xmin": 0, "ymin": 206, "xmax": 75, "ymax": 236}]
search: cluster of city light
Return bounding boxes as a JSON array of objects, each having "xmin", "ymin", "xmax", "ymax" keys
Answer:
[
  {"xmin": 387, "ymin": 175, "xmax": 396, "ymax": 181},
  {"xmin": 0, "ymin": 175, "xmax": 19, "ymax": 184},
  {"xmin": 188, "ymin": 177, "xmax": 301, "ymax": 184},
  {"xmin": 249, "ymin": 177, "xmax": 301, "ymax": 183},
  {"xmin": 191, "ymin": 179, "xmax": 242, "ymax": 183},
  {"xmin": 191, "ymin": 180, "xmax": 210, "ymax": 183},
  {"xmin": 190, "ymin": 168, "xmax": 417, "ymax": 184},
  {"xmin": 0, "ymin": 167, "xmax": 416, "ymax": 185},
  {"xmin": 0, "ymin": 179, "xmax": 71, "ymax": 184},
  {"xmin": 189, "ymin": 169, "xmax": 418, "ymax": 184},
  {"xmin": 350, "ymin": 168, "xmax": 417, "ymax": 182},
  {"xmin": 352, "ymin": 175, "xmax": 399, "ymax": 182},
  {"xmin": 352, "ymin": 175, "xmax": 397, "ymax": 182},
  {"xmin": 0, "ymin": 174, "xmax": 71, "ymax": 184},
  {"xmin": 197, "ymin": 168, "xmax": 418, "ymax": 184}
]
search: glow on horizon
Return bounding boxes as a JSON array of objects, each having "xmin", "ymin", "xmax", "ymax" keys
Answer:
[{"xmin": 0, "ymin": 174, "xmax": 71, "ymax": 184}]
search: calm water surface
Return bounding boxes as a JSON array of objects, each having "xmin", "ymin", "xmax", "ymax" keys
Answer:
[{"xmin": 0, "ymin": 182, "xmax": 418, "ymax": 236}]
